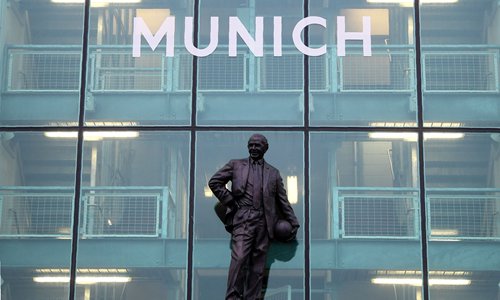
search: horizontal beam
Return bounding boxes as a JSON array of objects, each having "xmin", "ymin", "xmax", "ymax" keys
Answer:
[{"xmin": 1, "ymin": 239, "xmax": 499, "ymax": 271}]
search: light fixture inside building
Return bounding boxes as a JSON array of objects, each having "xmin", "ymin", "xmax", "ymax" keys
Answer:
[
  {"xmin": 369, "ymin": 132, "xmax": 418, "ymax": 141},
  {"xmin": 367, "ymin": 0, "xmax": 458, "ymax": 4},
  {"xmin": 33, "ymin": 276, "xmax": 132, "ymax": 284},
  {"xmin": 34, "ymin": 268, "xmax": 131, "ymax": 284},
  {"xmin": 44, "ymin": 131, "xmax": 139, "ymax": 141},
  {"xmin": 287, "ymin": 176, "xmax": 298, "ymax": 204},
  {"xmin": 425, "ymin": 132, "xmax": 465, "ymax": 139},
  {"xmin": 431, "ymin": 229, "xmax": 459, "ymax": 236},
  {"xmin": 371, "ymin": 277, "xmax": 471, "ymax": 286},
  {"xmin": 368, "ymin": 132, "xmax": 464, "ymax": 141},
  {"xmin": 51, "ymin": 0, "xmax": 141, "ymax": 4},
  {"xmin": 369, "ymin": 122, "xmax": 463, "ymax": 127},
  {"xmin": 35, "ymin": 268, "xmax": 128, "ymax": 274}
]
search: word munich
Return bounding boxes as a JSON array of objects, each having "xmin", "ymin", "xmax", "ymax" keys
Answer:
[{"xmin": 133, "ymin": 16, "xmax": 373, "ymax": 58}]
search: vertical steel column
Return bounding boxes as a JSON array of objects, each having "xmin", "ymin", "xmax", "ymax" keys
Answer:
[
  {"xmin": 413, "ymin": 0, "xmax": 430, "ymax": 299},
  {"xmin": 303, "ymin": 0, "xmax": 311, "ymax": 299},
  {"xmin": 187, "ymin": 0, "xmax": 200, "ymax": 298},
  {"xmin": 68, "ymin": 0, "xmax": 91, "ymax": 298}
]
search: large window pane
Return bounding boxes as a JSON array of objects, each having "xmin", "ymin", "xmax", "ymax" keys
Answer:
[
  {"xmin": 0, "ymin": 132, "xmax": 77, "ymax": 299},
  {"xmin": 424, "ymin": 132, "xmax": 500, "ymax": 300},
  {"xmin": 309, "ymin": 1, "xmax": 418, "ymax": 126},
  {"xmin": 0, "ymin": 0, "xmax": 84, "ymax": 125},
  {"xmin": 84, "ymin": 0, "xmax": 192, "ymax": 126},
  {"xmin": 196, "ymin": 0, "xmax": 304, "ymax": 126},
  {"xmin": 194, "ymin": 132, "xmax": 304, "ymax": 299},
  {"xmin": 75, "ymin": 131, "xmax": 190, "ymax": 300},
  {"xmin": 421, "ymin": 0, "xmax": 500, "ymax": 127},
  {"xmin": 310, "ymin": 132, "xmax": 423, "ymax": 300}
]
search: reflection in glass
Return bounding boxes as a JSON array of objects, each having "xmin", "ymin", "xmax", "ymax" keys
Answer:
[
  {"xmin": 310, "ymin": 132, "xmax": 423, "ymax": 300},
  {"xmin": 194, "ymin": 131, "xmax": 304, "ymax": 299},
  {"xmin": 425, "ymin": 132, "xmax": 500, "ymax": 300},
  {"xmin": 0, "ymin": 132, "xmax": 77, "ymax": 300},
  {"xmin": 74, "ymin": 131, "xmax": 190, "ymax": 300}
]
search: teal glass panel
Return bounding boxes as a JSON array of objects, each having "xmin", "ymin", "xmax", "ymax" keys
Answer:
[
  {"xmin": 310, "ymin": 132, "xmax": 423, "ymax": 299},
  {"xmin": 421, "ymin": 0, "xmax": 500, "ymax": 128},
  {"xmin": 0, "ymin": 132, "xmax": 77, "ymax": 299},
  {"xmin": 75, "ymin": 131, "xmax": 190, "ymax": 299},
  {"xmin": 194, "ymin": 131, "xmax": 304, "ymax": 299},
  {"xmin": 84, "ymin": 1, "xmax": 192, "ymax": 126},
  {"xmin": 309, "ymin": 0, "xmax": 418, "ymax": 127},
  {"xmin": 424, "ymin": 132, "xmax": 500, "ymax": 300},
  {"xmin": 196, "ymin": 0, "xmax": 304, "ymax": 126},
  {"xmin": 0, "ymin": 0, "xmax": 84, "ymax": 125}
]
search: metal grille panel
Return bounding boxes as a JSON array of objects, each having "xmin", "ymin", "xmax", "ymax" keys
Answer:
[
  {"xmin": 424, "ymin": 52, "xmax": 498, "ymax": 91},
  {"xmin": 340, "ymin": 194, "xmax": 418, "ymax": 238},
  {"xmin": 82, "ymin": 193, "xmax": 159, "ymax": 237},
  {"xmin": 265, "ymin": 285, "xmax": 291, "ymax": 300},
  {"xmin": 428, "ymin": 195, "xmax": 500, "ymax": 239},
  {"xmin": 340, "ymin": 52, "xmax": 413, "ymax": 91},
  {"xmin": 0, "ymin": 194, "xmax": 73, "ymax": 236},
  {"xmin": 259, "ymin": 54, "xmax": 303, "ymax": 91},
  {"xmin": 310, "ymin": 55, "xmax": 328, "ymax": 91},
  {"xmin": 198, "ymin": 54, "xmax": 246, "ymax": 91},
  {"xmin": 92, "ymin": 52, "xmax": 164, "ymax": 91},
  {"xmin": 8, "ymin": 51, "xmax": 81, "ymax": 91},
  {"xmin": 176, "ymin": 53, "xmax": 193, "ymax": 91}
]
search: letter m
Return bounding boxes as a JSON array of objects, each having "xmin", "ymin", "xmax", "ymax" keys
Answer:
[{"xmin": 133, "ymin": 17, "xmax": 175, "ymax": 58}]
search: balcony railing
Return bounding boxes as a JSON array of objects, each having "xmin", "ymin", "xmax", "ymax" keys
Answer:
[
  {"xmin": 1, "ymin": 185, "xmax": 498, "ymax": 240},
  {"xmin": 332, "ymin": 187, "xmax": 500, "ymax": 240},
  {"xmin": 422, "ymin": 46, "xmax": 499, "ymax": 93},
  {"xmin": 5, "ymin": 45, "xmax": 499, "ymax": 94},
  {"xmin": 6, "ymin": 46, "xmax": 82, "ymax": 92},
  {"xmin": 0, "ymin": 186, "xmax": 175, "ymax": 238},
  {"xmin": 426, "ymin": 188, "xmax": 500, "ymax": 240},
  {"xmin": 332, "ymin": 187, "xmax": 420, "ymax": 239},
  {"xmin": 265, "ymin": 285, "xmax": 292, "ymax": 300}
]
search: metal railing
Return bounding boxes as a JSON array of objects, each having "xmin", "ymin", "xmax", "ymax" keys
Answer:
[
  {"xmin": 1, "ymin": 185, "xmax": 498, "ymax": 241},
  {"xmin": 422, "ymin": 47, "xmax": 499, "ymax": 93},
  {"xmin": 265, "ymin": 285, "xmax": 292, "ymax": 300},
  {"xmin": 5, "ymin": 44, "xmax": 499, "ymax": 94},
  {"xmin": 426, "ymin": 188, "xmax": 500, "ymax": 240},
  {"xmin": 0, "ymin": 186, "xmax": 175, "ymax": 238},
  {"xmin": 7, "ymin": 46, "xmax": 81, "ymax": 92},
  {"xmin": 90, "ymin": 51, "xmax": 166, "ymax": 92},
  {"xmin": 333, "ymin": 187, "xmax": 420, "ymax": 239},
  {"xmin": 338, "ymin": 46, "xmax": 415, "ymax": 92},
  {"xmin": 198, "ymin": 52, "xmax": 247, "ymax": 91},
  {"xmin": 332, "ymin": 187, "xmax": 500, "ymax": 240}
]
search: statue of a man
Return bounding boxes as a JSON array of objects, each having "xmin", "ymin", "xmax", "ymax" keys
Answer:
[{"xmin": 209, "ymin": 133, "xmax": 300, "ymax": 300}]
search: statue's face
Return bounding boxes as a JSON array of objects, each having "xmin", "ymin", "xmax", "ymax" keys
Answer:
[{"xmin": 248, "ymin": 136, "xmax": 267, "ymax": 160}]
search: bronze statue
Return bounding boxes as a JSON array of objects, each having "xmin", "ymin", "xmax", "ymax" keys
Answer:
[{"xmin": 209, "ymin": 133, "xmax": 300, "ymax": 300}]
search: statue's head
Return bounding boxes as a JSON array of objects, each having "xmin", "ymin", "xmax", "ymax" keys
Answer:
[{"xmin": 247, "ymin": 134, "xmax": 268, "ymax": 161}]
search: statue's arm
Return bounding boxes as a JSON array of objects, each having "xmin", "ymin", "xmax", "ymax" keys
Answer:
[{"xmin": 208, "ymin": 160, "xmax": 236, "ymax": 207}]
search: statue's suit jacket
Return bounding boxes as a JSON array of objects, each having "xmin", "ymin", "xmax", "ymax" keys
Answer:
[{"xmin": 209, "ymin": 158, "xmax": 299, "ymax": 239}]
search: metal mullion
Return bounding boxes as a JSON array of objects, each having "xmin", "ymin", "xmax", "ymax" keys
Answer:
[
  {"xmin": 303, "ymin": 1, "xmax": 311, "ymax": 300},
  {"xmin": 414, "ymin": 1, "xmax": 430, "ymax": 299},
  {"xmin": 187, "ymin": 0, "xmax": 200, "ymax": 299},
  {"xmin": 68, "ymin": 0, "xmax": 91, "ymax": 299}
]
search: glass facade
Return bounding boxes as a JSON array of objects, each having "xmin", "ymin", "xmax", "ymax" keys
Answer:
[{"xmin": 0, "ymin": 0, "xmax": 499, "ymax": 299}]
